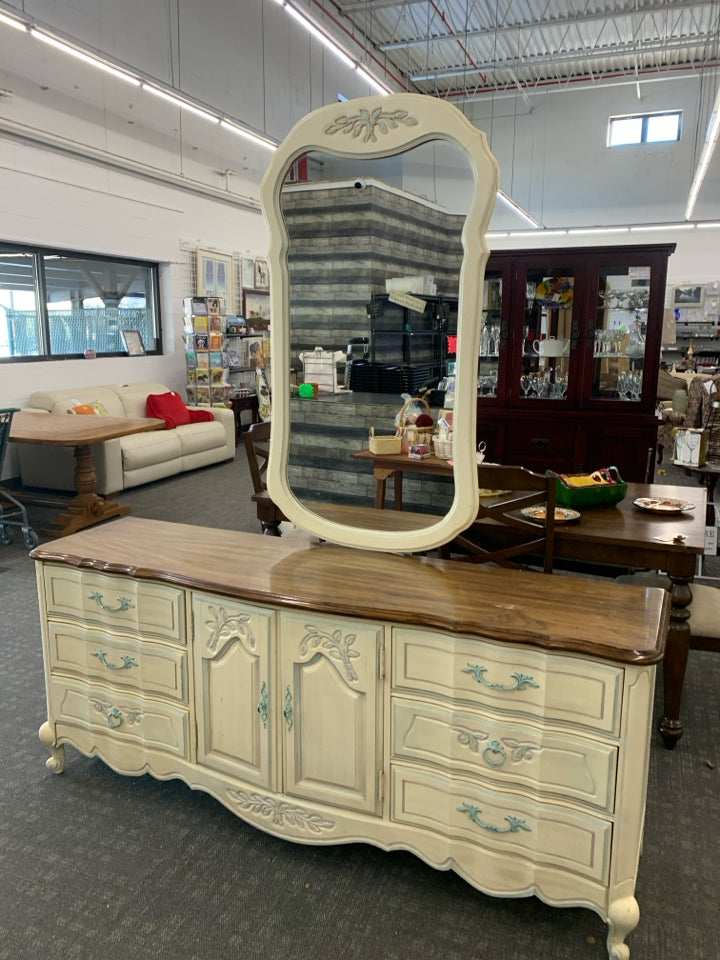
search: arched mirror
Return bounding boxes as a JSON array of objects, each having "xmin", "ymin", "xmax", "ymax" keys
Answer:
[{"xmin": 262, "ymin": 94, "xmax": 498, "ymax": 552}]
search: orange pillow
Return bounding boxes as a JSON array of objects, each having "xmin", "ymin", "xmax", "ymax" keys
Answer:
[
  {"xmin": 67, "ymin": 401, "xmax": 109, "ymax": 416},
  {"xmin": 146, "ymin": 392, "xmax": 191, "ymax": 429}
]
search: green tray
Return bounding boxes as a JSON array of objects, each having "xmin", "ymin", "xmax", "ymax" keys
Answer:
[{"xmin": 554, "ymin": 468, "xmax": 628, "ymax": 509}]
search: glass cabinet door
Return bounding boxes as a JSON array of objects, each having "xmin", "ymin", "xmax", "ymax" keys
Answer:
[
  {"xmin": 478, "ymin": 270, "xmax": 502, "ymax": 398},
  {"xmin": 518, "ymin": 265, "xmax": 576, "ymax": 401},
  {"xmin": 591, "ymin": 264, "xmax": 651, "ymax": 401}
]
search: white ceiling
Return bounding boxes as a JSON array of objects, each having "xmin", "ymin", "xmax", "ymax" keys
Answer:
[{"xmin": 313, "ymin": 0, "xmax": 720, "ymax": 104}]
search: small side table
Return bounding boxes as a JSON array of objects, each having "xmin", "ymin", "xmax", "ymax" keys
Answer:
[
  {"xmin": 228, "ymin": 394, "xmax": 260, "ymax": 446},
  {"xmin": 681, "ymin": 460, "xmax": 720, "ymax": 500}
]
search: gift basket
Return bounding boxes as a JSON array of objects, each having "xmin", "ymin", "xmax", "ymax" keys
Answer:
[
  {"xmin": 368, "ymin": 426, "xmax": 402, "ymax": 455},
  {"xmin": 396, "ymin": 395, "xmax": 435, "ymax": 453},
  {"xmin": 554, "ymin": 466, "xmax": 628, "ymax": 508}
]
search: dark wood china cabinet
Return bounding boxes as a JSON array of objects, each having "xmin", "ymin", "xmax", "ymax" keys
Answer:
[{"xmin": 476, "ymin": 243, "xmax": 675, "ymax": 482}]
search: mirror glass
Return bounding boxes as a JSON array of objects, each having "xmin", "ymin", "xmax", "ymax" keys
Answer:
[
  {"xmin": 262, "ymin": 94, "xmax": 498, "ymax": 552},
  {"xmin": 281, "ymin": 142, "xmax": 473, "ymax": 531}
]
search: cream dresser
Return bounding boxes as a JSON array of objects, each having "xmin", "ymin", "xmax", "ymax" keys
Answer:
[{"xmin": 34, "ymin": 517, "xmax": 668, "ymax": 960}]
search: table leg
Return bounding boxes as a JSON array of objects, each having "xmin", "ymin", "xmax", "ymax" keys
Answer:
[
  {"xmin": 42, "ymin": 444, "xmax": 131, "ymax": 538},
  {"xmin": 393, "ymin": 472, "xmax": 403, "ymax": 510},
  {"xmin": 658, "ymin": 573, "xmax": 693, "ymax": 749},
  {"xmin": 374, "ymin": 468, "xmax": 396, "ymax": 509}
]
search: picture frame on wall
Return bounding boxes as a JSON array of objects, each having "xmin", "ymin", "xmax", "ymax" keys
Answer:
[
  {"xmin": 254, "ymin": 258, "xmax": 269, "ymax": 289},
  {"xmin": 674, "ymin": 284, "xmax": 705, "ymax": 307},
  {"xmin": 243, "ymin": 289, "xmax": 271, "ymax": 325},
  {"xmin": 196, "ymin": 248, "xmax": 235, "ymax": 311},
  {"xmin": 121, "ymin": 329, "xmax": 146, "ymax": 356}
]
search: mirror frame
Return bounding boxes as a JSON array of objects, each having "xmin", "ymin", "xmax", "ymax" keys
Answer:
[{"xmin": 261, "ymin": 93, "xmax": 499, "ymax": 552}]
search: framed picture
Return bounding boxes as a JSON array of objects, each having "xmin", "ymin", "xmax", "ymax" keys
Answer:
[
  {"xmin": 196, "ymin": 248, "xmax": 235, "ymax": 310},
  {"xmin": 121, "ymin": 329, "xmax": 145, "ymax": 356},
  {"xmin": 254, "ymin": 258, "xmax": 269, "ymax": 289},
  {"xmin": 674, "ymin": 284, "xmax": 704, "ymax": 307},
  {"xmin": 243, "ymin": 289, "xmax": 271, "ymax": 325}
]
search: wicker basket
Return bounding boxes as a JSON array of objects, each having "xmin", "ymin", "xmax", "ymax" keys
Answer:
[
  {"xmin": 398, "ymin": 396, "xmax": 434, "ymax": 453},
  {"xmin": 368, "ymin": 427, "xmax": 402, "ymax": 455},
  {"xmin": 433, "ymin": 436, "xmax": 453, "ymax": 460}
]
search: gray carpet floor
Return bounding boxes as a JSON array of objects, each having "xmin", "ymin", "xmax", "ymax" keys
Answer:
[{"xmin": 0, "ymin": 452, "xmax": 718, "ymax": 960}]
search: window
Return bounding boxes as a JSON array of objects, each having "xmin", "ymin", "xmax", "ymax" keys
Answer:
[
  {"xmin": 0, "ymin": 242, "xmax": 161, "ymax": 360},
  {"xmin": 608, "ymin": 111, "xmax": 681, "ymax": 147}
]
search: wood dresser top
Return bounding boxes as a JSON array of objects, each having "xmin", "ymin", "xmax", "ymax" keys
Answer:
[{"xmin": 32, "ymin": 516, "xmax": 669, "ymax": 665}]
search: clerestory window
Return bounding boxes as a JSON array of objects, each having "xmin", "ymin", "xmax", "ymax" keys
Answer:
[{"xmin": 608, "ymin": 111, "xmax": 682, "ymax": 147}]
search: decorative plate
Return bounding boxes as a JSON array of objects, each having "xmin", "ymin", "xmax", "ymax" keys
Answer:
[
  {"xmin": 478, "ymin": 488, "xmax": 512, "ymax": 497},
  {"xmin": 520, "ymin": 505, "xmax": 581, "ymax": 523},
  {"xmin": 633, "ymin": 497, "xmax": 695, "ymax": 514}
]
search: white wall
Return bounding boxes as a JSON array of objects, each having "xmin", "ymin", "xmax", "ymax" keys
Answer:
[{"xmin": 0, "ymin": 0, "xmax": 718, "ymax": 477}]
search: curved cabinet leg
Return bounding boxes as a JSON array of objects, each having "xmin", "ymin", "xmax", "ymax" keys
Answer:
[
  {"xmin": 39, "ymin": 721, "xmax": 65, "ymax": 774},
  {"xmin": 606, "ymin": 896, "xmax": 639, "ymax": 960}
]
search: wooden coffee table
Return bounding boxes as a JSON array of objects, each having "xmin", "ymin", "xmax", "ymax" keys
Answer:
[{"xmin": 10, "ymin": 411, "xmax": 164, "ymax": 537}]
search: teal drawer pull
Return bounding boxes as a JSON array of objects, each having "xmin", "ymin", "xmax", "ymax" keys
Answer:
[
  {"xmin": 462, "ymin": 662, "xmax": 539, "ymax": 692},
  {"xmin": 92, "ymin": 649, "xmax": 138, "ymax": 671},
  {"xmin": 89, "ymin": 591, "xmax": 135, "ymax": 613}
]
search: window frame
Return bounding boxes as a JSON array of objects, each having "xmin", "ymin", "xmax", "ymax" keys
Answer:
[
  {"xmin": 607, "ymin": 110, "xmax": 682, "ymax": 147},
  {"xmin": 0, "ymin": 241, "xmax": 162, "ymax": 362}
]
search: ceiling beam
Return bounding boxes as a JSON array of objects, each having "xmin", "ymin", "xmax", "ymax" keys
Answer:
[
  {"xmin": 409, "ymin": 33, "xmax": 720, "ymax": 83},
  {"xmin": 378, "ymin": 0, "xmax": 710, "ymax": 51}
]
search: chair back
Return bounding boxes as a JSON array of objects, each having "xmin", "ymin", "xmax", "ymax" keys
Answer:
[
  {"xmin": 243, "ymin": 420, "xmax": 272, "ymax": 495},
  {"xmin": 451, "ymin": 464, "xmax": 558, "ymax": 574}
]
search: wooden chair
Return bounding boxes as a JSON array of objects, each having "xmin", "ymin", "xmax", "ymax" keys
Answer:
[
  {"xmin": 243, "ymin": 420, "xmax": 287, "ymax": 535},
  {"xmin": 447, "ymin": 464, "xmax": 558, "ymax": 574},
  {"xmin": 616, "ymin": 571, "xmax": 720, "ymax": 653}
]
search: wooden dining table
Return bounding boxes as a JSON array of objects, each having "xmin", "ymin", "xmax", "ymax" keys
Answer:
[
  {"xmin": 9, "ymin": 411, "xmax": 164, "ymax": 538},
  {"xmin": 352, "ymin": 447, "xmax": 706, "ymax": 750}
]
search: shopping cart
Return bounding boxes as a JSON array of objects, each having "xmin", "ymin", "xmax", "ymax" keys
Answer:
[{"xmin": 0, "ymin": 408, "xmax": 39, "ymax": 549}]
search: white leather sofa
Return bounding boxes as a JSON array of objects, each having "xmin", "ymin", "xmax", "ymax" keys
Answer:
[{"xmin": 17, "ymin": 381, "xmax": 235, "ymax": 495}]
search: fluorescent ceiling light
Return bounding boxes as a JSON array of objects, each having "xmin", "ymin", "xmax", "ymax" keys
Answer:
[
  {"xmin": 568, "ymin": 226, "xmax": 629, "ymax": 235},
  {"xmin": 0, "ymin": 11, "xmax": 27, "ymax": 31},
  {"xmin": 31, "ymin": 29, "xmax": 140, "ymax": 85},
  {"xmin": 697, "ymin": 222, "xmax": 720, "ymax": 229},
  {"xmin": 143, "ymin": 84, "xmax": 218, "ymax": 122},
  {"xmin": 686, "ymin": 82, "xmax": 720, "ymax": 220},
  {"xmin": 284, "ymin": 3, "xmax": 353, "ymax": 69},
  {"xmin": 220, "ymin": 120, "xmax": 277, "ymax": 151},
  {"xmin": 495, "ymin": 190, "xmax": 543, "ymax": 228},
  {"xmin": 630, "ymin": 223, "xmax": 695, "ymax": 232},
  {"xmin": 274, "ymin": 0, "xmax": 390, "ymax": 94},
  {"xmin": 486, "ymin": 232, "xmax": 510, "ymax": 239},
  {"xmin": 508, "ymin": 229, "xmax": 569, "ymax": 238}
]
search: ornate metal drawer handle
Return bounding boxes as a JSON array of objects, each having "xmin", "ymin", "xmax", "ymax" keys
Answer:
[
  {"xmin": 88, "ymin": 591, "xmax": 135, "ymax": 613},
  {"xmin": 462, "ymin": 662, "xmax": 539, "ymax": 692},
  {"xmin": 458, "ymin": 802, "xmax": 531, "ymax": 835},
  {"xmin": 283, "ymin": 686, "xmax": 293, "ymax": 731},
  {"xmin": 92, "ymin": 649, "xmax": 138, "ymax": 671},
  {"xmin": 482, "ymin": 740, "xmax": 507, "ymax": 767},
  {"xmin": 257, "ymin": 681, "xmax": 268, "ymax": 729},
  {"xmin": 89, "ymin": 697, "xmax": 143, "ymax": 730}
]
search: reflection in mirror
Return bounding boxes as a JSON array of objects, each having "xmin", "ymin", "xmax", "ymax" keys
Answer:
[
  {"xmin": 281, "ymin": 142, "xmax": 474, "ymax": 530},
  {"xmin": 262, "ymin": 94, "xmax": 499, "ymax": 553}
]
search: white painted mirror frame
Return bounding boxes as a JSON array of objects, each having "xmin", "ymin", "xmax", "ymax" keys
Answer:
[{"xmin": 262, "ymin": 93, "xmax": 499, "ymax": 552}]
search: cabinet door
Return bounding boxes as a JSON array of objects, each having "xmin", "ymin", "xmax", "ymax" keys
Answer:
[
  {"xmin": 279, "ymin": 611, "xmax": 383, "ymax": 815},
  {"xmin": 581, "ymin": 248, "xmax": 669, "ymax": 412},
  {"xmin": 193, "ymin": 593, "xmax": 274, "ymax": 789}
]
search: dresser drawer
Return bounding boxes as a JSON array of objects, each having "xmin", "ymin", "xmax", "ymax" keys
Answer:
[
  {"xmin": 391, "ymin": 764, "xmax": 611, "ymax": 884},
  {"xmin": 47, "ymin": 622, "xmax": 188, "ymax": 703},
  {"xmin": 392, "ymin": 697, "xmax": 617, "ymax": 812},
  {"xmin": 42, "ymin": 567, "xmax": 185, "ymax": 645},
  {"xmin": 392, "ymin": 628, "xmax": 623, "ymax": 736},
  {"xmin": 49, "ymin": 678, "xmax": 188, "ymax": 758}
]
